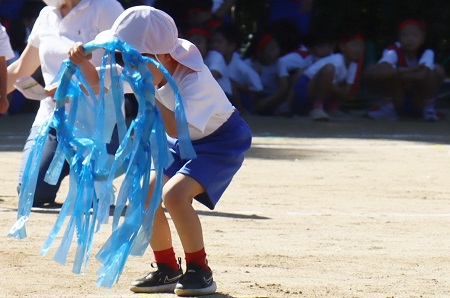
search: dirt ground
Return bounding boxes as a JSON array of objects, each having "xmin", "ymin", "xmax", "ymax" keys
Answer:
[{"xmin": 1, "ymin": 111, "xmax": 450, "ymax": 298}]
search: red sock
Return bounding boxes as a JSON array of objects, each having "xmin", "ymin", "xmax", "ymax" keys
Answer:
[
  {"xmin": 153, "ymin": 247, "xmax": 179, "ymax": 271},
  {"xmin": 185, "ymin": 247, "xmax": 209, "ymax": 270}
]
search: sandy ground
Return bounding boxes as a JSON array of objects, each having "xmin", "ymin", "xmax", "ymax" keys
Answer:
[{"xmin": 1, "ymin": 112, "xmax": 450, "ymax": 298}]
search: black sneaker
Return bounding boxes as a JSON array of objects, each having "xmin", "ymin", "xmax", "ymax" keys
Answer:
[
  {"xmin": 174, "ymin": 262, "xmax": 217, "ymax": 296},
  {"xmin": 130, "ymin": 261, "xmax": 183, "ymax": 293}
]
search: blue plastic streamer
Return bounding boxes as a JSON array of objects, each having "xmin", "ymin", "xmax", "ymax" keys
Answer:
[{"xmin": 8, "ymin": 37, "xmax": 195, "ymax": 287}]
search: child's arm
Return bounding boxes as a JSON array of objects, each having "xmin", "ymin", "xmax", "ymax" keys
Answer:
[
  {"xmin": 0, "ymin": 56, "xmax": 8, "ymax": 114},
  {"xmin": 397, "ymin": 63, "xmax": 429, "ymax": 81},
  {"xmin": 155, "ymin": 100, "xmax": 177, "ymax": 137},
  {"xmin": 68, "ymin": 42, "xmax": 102, "ymax": 94}
]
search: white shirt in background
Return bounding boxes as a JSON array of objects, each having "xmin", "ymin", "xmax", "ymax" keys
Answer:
[
  {"xmin": 204, "ymin": 49, "xmax": 233, "ymax": 96},
  {"xmin": 0, "ymin": 25, "xmax": 15, "ymax": 61},
  {"xmin": 304, "ymin": 53, "xmax": 357, "ymax": 85},
  {"xmin": 226, "ymin": 52, "xmax": 263, "ymax": 92},
  {"xmin": 245, "ymin": 58, "xmax": 279, "ymax": 96},
  {"xmin": 378, "ymin": 41, "xmax": 435, "ymax": 70},
  {"xmin": 278, "ymin": 50, "xmax": 314, "ymax": 77},
  {"xmin": 27, "ymin": 0, "xmax": 124, "ymax": 127}
]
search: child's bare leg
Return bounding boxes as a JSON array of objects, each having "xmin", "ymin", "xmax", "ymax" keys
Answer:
[
  {"xmin": 162, "ymin": 173, "xmax": 205, "ymax": 253},
  {"xmin": 413, "ymin": 65, "xmax": 445, "ymax": 120},
  {"xmin": 163, "ymin": 173, "xmax": 217, "ymax": 295},
  {"xmin": 390, "ymin": 80, "xmax": 406, "ymax": 109},
  {"xmin": 416, "ymin": 65, "xmax": 446, "ymax": 103},
  {"xmin": 284, "ymin": 72, "xmax": 301, "ymax": 107},
  {"xmin": 145, "ymin": 173, "xmax": 173, "ymax": 250},
  {"xmin": 145, "ymin": 173, "xmax": 179, "ymax": 267},
  {"xmin": 308, "ymin": 64, "xmax": 335, "ymax": 105},
  {"xmin": 149, "ymin": 205, "xmax": 173, "ymax": 250},
  {"xmin": 307, "ymin": 64, "xmax": 335, "ymax": 120},
  {"xmin": 364, "ymin": 66, "xmax": 403, "ymax": 120},
  {"xmin": 130, "ymin": 173, "xmax": 180, "ymax": 294}
]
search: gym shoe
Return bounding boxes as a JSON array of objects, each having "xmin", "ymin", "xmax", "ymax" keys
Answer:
[
  {"xmin": 130, "ymin": 261, "xmax": 183, "ymax": 293},
  {"xmin": 423, "ymin": 105, "xmax": 439, "ymax": 121},
  {"xmin": 310, "ymin": 108, "xmax": 329, "ymax": 121},
  {"xmin": 367, "ymin": 103, "xmax": 397, "ymax": 120},
  {"xmin": 174, "ymin": 262, "xmax": 217, "ymax": 296}
]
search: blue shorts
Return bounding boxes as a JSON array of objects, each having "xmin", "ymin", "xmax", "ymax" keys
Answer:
[
  {"xmin": 164, "ymin": 110, "xmax": 252, "ymax": 210},
  {"xmin": 293, "ymin": 75, "xmax": 312, "ymax": 115}
]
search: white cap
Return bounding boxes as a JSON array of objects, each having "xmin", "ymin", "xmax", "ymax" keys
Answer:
[{"xmin": 96, "ymin": 6, "xmax": 203, "ymax": 71}]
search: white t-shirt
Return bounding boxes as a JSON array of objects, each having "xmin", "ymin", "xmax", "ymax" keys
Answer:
[
  {"xmin": 245, "ymin": 58, "xmax": 279, "ymax": 96},
  {"xmin": 304, "ymin": 53, "xmax": 358, "ymax": 85},
  {"xmin": 27, "ymin": 0, "xmax": 124, "ymax": 127},
  {"xmin": 0, "ymin": 25, "xmax": 14, "ymax": 60},
  {"xmin": 157, "ymin": 64, "xmax": 235, "ymax": 140},
  {"xmin": 204, "ymin": 50, "xmax": 232, "ymax": 96},
  {"xmin": 115, "ymin": 62, "xmax": 234, "ymax": 140},
  {"xmin": 378, "ymin": 42, "xmax": 435, "ymax": 70},
  {"xmin": 278, "ymin": 50, "xmax": 314, "ymax": 77},
  {"xmin": 226, "ymin": 52, "xmax": 263, "ymax": 92}
]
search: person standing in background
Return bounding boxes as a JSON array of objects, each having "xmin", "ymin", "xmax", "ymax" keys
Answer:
[{"xmin": 6, "ymin": 0, "xmax": 124, "ymax": 208}]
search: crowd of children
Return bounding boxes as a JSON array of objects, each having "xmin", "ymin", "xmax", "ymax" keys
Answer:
[
  {"xmin": 173, "ymin": 1, "xmax": 446, "ymax": 122},
  {"xmin": 0, "ymin": 0, "xmax": 447, "ymax": 122}
]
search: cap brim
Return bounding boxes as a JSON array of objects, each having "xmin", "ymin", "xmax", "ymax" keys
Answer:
[{"xmin": 171, "ymin": 39, "xmax": 204, "ymax": 72}]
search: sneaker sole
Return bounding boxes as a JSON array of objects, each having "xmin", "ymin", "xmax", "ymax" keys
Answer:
[
  {"xmin": 174, "ymin": 281, "xmax": 217, "ymax": 296},
  {"xmin": 31, "ymin": 204, "xmax": 62, "ymax": 213},
  {"xmin": 129, "ymin": 283, "xmax": 177, "ymax": 293}
]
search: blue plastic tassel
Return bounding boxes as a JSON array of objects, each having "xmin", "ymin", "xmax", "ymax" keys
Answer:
[{"xmin": 7, "ymin": 38, "xmax": 195, "ymax": 287}]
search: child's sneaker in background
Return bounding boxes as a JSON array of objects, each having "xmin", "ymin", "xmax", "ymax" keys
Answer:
[
  {"xmin": 367, "ymin": 103, "xmax": 397, "ymax": 121},
  {"xmin": 423, "ymin": 105, "xmax": 439, "ymax": 121},
  {"xmin": 310, "ymin": 107, "xmax": 329, "ymax": 121}
]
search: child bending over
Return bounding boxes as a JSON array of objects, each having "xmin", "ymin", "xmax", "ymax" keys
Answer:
[{"xmin": 68, "ymin": 6, "xmax": 252, "ymax": 296}]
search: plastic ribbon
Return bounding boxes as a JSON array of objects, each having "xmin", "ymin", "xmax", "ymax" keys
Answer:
[{"xmin": 8, "ymin": 38, "xmax": 195, "ymax": 287}]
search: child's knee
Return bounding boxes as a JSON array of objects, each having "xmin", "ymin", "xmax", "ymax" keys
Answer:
[{"xmin": 318, "ymin": 64, "xmax": 335, "ymax": 78}]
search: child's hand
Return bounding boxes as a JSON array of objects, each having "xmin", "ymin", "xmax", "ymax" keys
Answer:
[
  {"xmin": 44, "ymin": 82, "xmax": 58, "ymax": 98},
  {"xmin": 68, "ymin": 42, "xmax": 102, "ymax": 94},
  {"xmin": 68, "ymin": 42, "xmax": 92, "ymax": 66}
]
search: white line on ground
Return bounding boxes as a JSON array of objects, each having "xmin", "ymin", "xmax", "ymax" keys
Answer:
[{"xmin": 286, "ymin": 211, "xmax": 450, "ymax": 217}]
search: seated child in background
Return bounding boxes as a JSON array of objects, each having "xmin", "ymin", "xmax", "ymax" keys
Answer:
[
  {"xmin": 272, "ymin": 30, "xmax": 336, "ymax": 116},
  {"xmin": 243, "ymin": 32, "xmax": 282, "ymax": 115},
  {"xmin": 364, "ymin": 18, "xmax": 445, "ymax": 121},
  {"xmin": 185, "ymin": 27, "xmax": 233, "ymax": 99},
  {"xmin": 249, "ymin": 19, "xmax": 304, "ymax": 116},
  {"xmin": 210, "ymin": 23, "xmax": 263, "ymax": 113},
  {"xmin": 292, "ymin": 32, "xmax": 365, "ymax": 120}
]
